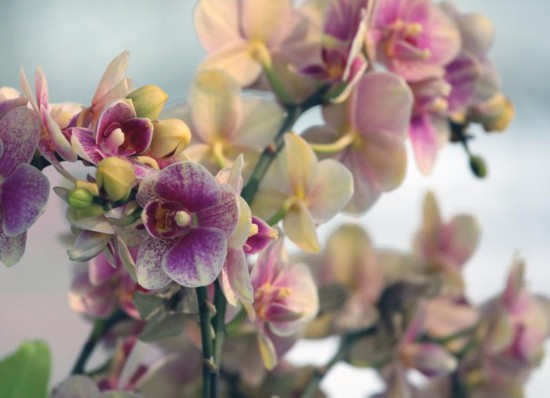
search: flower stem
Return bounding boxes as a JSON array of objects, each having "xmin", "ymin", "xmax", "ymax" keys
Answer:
[
  {"xmin": 212, "ymin": 281, "xmax": 227, "ymax": 367},
  {"xmin": 197, "ymin": 286, "xmax": 217, "ymax": 398},
  {"xmin": 70, "ymin": 309, "xmax": 128, "ymax": 375}
]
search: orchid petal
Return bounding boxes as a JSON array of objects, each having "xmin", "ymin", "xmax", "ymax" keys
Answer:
[
  {"xmin": 283, "ymin": 201, "xmax": 320, "ymax": 253},
  {"xmin": 189, "ymin": 69, "xmax": 242, "ymax": 143},
  {"xmin": 0, "ymin": 210, "xmax": 25, "ymax": 267},
  {"xmin": 96, "ymin": 99, "xmax": 136, "ymax": 144},
  {"xmin": 194, "ymin": 0, "xmax": 241, "ymax": 52},
  {"xmin": 195, "ymin": 183, "xmax": 239, "ymax": 238},
  {"xmin": 283, "ymin": 133, "xmax": 318, "ymax": 198},
  {"xmin": 92, "ymin": 51, "xmax": 130, "ymax": 108},
  {"xmin": 241, "ymin": 0, "xmax": 293, "ymax": 45},
  {"xmin": 40, "ymin": 105, "xmax": 77, "ymax": 161},
  {"xmin": 445, "ymin": 214, "xmax": 480, "ymax": 266},
  {"xmin": 200, "ymin": 43, "xmax": 263, "ymax": 87},
  {"xmin": 69, "ymin": 127, "xmax": 103, "ymax": 165},
  {"xmin": 154, "ymin": 162, "xmax": 221, "ymax": 212},
  {"xmin": 163, "ymin": 227, "xmax": 227, "ymax": 287},
  {"xmin": 0, "ymin": 107, "xmax": 40, "ymax": 176},
  {"xmin": 1, "ymin": 164, "xmax": 49, "ymax": 236},
  {"xmin": 135, "ymin": 237, "xmax": 174, "ymax": 289},
  {"xmin": 308, "ymin": 159, "xmax": 353, "ymax": 223},
  {"xmin": 68, "ymin": 230, "xmax": 112, "ymax": 262},
  {"xmin": 221, "ymin": 248, "xmax": 254, "ymax": 306}
]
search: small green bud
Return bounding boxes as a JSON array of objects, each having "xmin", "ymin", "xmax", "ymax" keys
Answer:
[
  {"xmin": 96, "ymin": 157, "xmax": 136, "ymax": 202},
  {"xmin": 67, "ymin": 188, "xmax": 94, "ymax": 209},
  {"xmin": 126, "ymin": 84, "xmax": 168, "ymax": 120},
  {"xmin": 469, "ymin": 155, "xmax": 488, "ymax": 178}
]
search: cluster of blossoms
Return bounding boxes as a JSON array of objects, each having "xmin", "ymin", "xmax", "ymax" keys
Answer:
[{"xmin": 0, "ymin": 1, "xmax": 545, "ymax": 398}]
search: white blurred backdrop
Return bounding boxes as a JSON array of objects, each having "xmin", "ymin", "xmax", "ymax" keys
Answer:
[{"xmin": 0, "ymin": 0, "xmax": 549, "ymax": 397}]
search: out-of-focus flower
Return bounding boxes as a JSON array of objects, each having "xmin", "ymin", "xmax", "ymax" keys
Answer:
[
  {"xmin": 69, "ymin": 252, "xmax": 141, "ymax": 319},
  {"xmin": 71, "ymin": 99, "xmax": 153, "ymax": 164},
  {"xmin": 253, "ymin": 133, "xmax": 353, "ymax": 252},
  {"xmin": 301, "ymin": 0, "xmax": 371, "ymax": 102},
  {"xmin": 413, "ymin": 191, "xmax": 480, "ymax": 293},
  {"xmin": 303, "ymin": 72, "xmax": 412, "ymax": 213},
  {"xmin": 0, "ymin": 87, "xmax": 27, "ymax": 119},
  {"xmin": 370, "ymin": 0, "xmax": 461, "ymax": 82},
  {"xmin": 194, "ymin": 0, "xmax": 317, "ymax": 87},
  {"xmin": 250, "ymin": 239, "xmax": 319, "ymax": 369},
  {"xmin": 135, "ymin": 161, "xmax": 239, "ymax": 288},
  {"xmin": 0, "ymin": 107, "xmax": 49, "ymax": 267},
  {"xmin": 184, "ymin": 69, "xmax": 283, "ymax": 174}
]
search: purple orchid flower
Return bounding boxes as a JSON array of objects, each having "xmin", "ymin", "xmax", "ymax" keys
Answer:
[
  {"xmin": 0, "ymin": 107, "xmax": 50, "ymax": 267},
  {"xmin": 370, "ymin": 0, "xmax": 461, "ymax": 82},
  {"xmin": 71, "ymin": 99, "xmax": 153, "ymax": 164},
  {"xmin": 135, "ymin": 161, "xmax": 239, "ymax": 288},
  {"xmin": 302, "ymin": 0, "xmax": 371, "ymax": 102}
]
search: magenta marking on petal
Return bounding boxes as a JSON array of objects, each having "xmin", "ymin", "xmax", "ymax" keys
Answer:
[
  {"xmin": 162, "ymin": 227, "xmax": 227, "ymax": 288},
  {"xmin": 1, "ymin": 164, "xmax": 50, "ymax": 237},
  {"xmin": 0, "ymin": 96, "xmax": 28, "ymax": 120},
  {"xmin": 69, "ymin": 127, "xmax": 104, "ymax": 165},
  {"xmin": 244, "ymin": 216, "xmax": 275, "ymax": 255},
  {"xmin": 0, "ymin": 107, "xmax": 40, "ymax": 176},
  {"xmin": 195, "ymin": 183, "xmax": 238, "ymax": 238},
  {"xmin": 119, "ymin": 117, "xmax": 153, "ymax": 155},
  {"xmin": 136, "ymin": 237, "xmax": 173, "ymax": 290},
  {"xmin": 155, "ymin": 162, "xmax": 221, "ymax": 213}
]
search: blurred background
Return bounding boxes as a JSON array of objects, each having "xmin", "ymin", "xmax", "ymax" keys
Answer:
[{"xmin": 0, "ymin": 0, "xmax": 549, "ymax": 396}]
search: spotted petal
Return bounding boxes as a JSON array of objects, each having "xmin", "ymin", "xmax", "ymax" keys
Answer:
[
  {"xmin": 163, "ymin": 227, "xmax": 227, "ymax": 287},
  {"xmin": 0, "ymin": 209, "xmax": 26, "ymax": 267},
  {"xmin": 0, "ymin": 107, "xmax": 40, "ymax": 176},
  {"xmin": 1, "ymin": 164, "xmax": 49, "ymax": 237},
  {"xmin": 136, "ymin": 237, "xmax": 174, "ymax": 290}
]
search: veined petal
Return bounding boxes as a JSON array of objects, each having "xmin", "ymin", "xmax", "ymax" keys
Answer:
[
  {"xmin": 0, "ymin": 107, "xmax": 40, "ymax": 176},
  {"xmin": 231, "ymin": 97, "xmax": 283, "ymax": 150},
  {"xmin": 136, "ymin": 237, "xmax": 174, "ymax": 289},
  {"xmin": 283, "ymin": 201, "xmax": 320, "ymax": 253},
  {"xmin": 308, "ymin": 159, "xmax": 353, "ymax": 223},
  {"xmin": 200, "ymin": 43, "xmax": 263, "ymax": 87},
  {"xmin": 154, "ymin": 162, "xmax": 221, "ymax": 212},
  {"xmin": 163, "ymin": 227, "xmax": 227, "ymax": 287},
  {"xmin": 195, "ymin": 183, "xmax": 239, "ymax": 238},
  {"xmin": 189, "ymin": 69, "xmax": 242, "ymax": 143},
  {"xmin": 0, "ymin": 209, "xmax": 25, "ymax": 267},
  {"xmin": 194, "ymin": 0, "xmax": 241, "ymax": 52},
  {"xmin": 1, "ymin": 164, "xmax": 50, "ymax": 236}
]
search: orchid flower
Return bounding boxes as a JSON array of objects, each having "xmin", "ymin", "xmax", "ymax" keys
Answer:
[
  {"xmin": 71, "ymin": 99, "xmax": 153, "ymax": 165},
  {"xmin": 250, "ymin": 239, "xmax": 319, "ymax": 369},
  {"xmin": 194, "ymin": 0, "xmax": 318, "ymax": 87},
  {"xmin": 370, "ymin": 0, "xmax": 461, "ymax": 82},
  {"xmin": 184, "ymin": 69, "xmax": 283, "ymax": 174},
  {"xmin": 301, "ymin": 0, "xmax": 372, "ymax": 102},
  {"xmin": 304, "ymin": 72, "xmax": 412, "ymax": 214},
  {"xmin": 0, "ymin": 107, "xmax": 50, "ymax": 267},
  {"xmin": 413, "ymin": 191, "xmax": 480, "ymax": 292},
  {"xmin": 135, "ymin": 161, "xmax": 239, "ymax": 288},
  {"xmin": 253, "ymin": 133, "xmax": 353, "ymax": 253}
]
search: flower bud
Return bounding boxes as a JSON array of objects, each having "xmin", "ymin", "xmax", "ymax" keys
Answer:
[
  {"xmin": 150, "ymin": 119, "xmax": 191, "ymax": 158},
  {"xmin": 67, "ymin": 188, "xmax": 94, "ymax": 209},
  {"xmin": 96, "ymin": 157, "xmax": 136, "ymax": 202},
  {"xmin": 126, "ymin": 84, "xmax": 168, "ymax": 120},
  {"xmin": 469, "ymin": 155, "xmax": 487, "ymax": 178}
]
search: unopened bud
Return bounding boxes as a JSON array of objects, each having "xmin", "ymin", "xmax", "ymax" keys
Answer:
[
  {"xmin": 126, "ymin": 84, "xmax": 168, "ymax": 120},
  {"xmin": 96, "ymin": 157, "xmax": 136, "ymax": 202},
  {"xmin": 67, "ymin": 188, "xmax": 94, "ymax": 209},
  {"xmin": 469, "ymin": 155, "xmax": 487, "ymax": 178},
  {"xmin": 150, "ymin": 119, "xmax": 191, "ymax": 158}
]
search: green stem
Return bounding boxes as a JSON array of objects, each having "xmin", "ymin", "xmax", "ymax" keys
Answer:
[
  {"xmin": 212, "ymin": 281, "xmax": 227, "ymax": 366},
  {"xmin": 71, "ymin": 309, "xmax": 128, "ymax": 375},
  {"xmin": 300, "ymin": 326, "xmax": 377, "ymax": 398},
  {"xmin": 197, "ymin": 287, "xmax": 216, "ymax": 398}
]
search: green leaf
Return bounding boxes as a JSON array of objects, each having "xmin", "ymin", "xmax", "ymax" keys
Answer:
[{"xmin": 0, "ymin": 340, "xmax": 51, "ymax": 398}]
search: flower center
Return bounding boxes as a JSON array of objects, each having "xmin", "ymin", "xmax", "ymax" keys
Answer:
[{"xmin": 384, "ymin": 20, "xmax": 430, "ymax": 61}]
